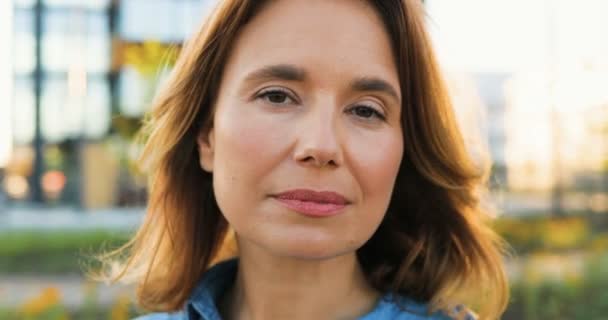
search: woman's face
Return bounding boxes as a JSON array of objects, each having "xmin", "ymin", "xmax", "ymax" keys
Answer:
[{"xmin": 198, "ymin": 0, "xmax": 403, "ymax": 259}]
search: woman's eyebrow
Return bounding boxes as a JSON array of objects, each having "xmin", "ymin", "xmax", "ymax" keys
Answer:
[
  {"xmin": 241, "ymin": 65, "xmax": 400, "ymax": 103},
  {"xmin": 243, "ymin": 64, "xmax": 307, "ymax": 84},
  {"xmin": 350, "ymin": 77, "xmax": 401, "ymax": 103}
]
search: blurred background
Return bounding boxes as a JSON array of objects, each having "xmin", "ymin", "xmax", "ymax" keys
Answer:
[{"xmin": 0, "ymin": 0, "xmax": 606, "ymax": 319}]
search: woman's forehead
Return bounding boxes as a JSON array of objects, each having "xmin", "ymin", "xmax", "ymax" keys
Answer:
[{"xmin": 222, "ymin": 0, "xmax": 399, "ymax": 90}]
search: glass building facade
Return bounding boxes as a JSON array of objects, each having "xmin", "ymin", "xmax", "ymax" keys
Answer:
[{"xmin": 3, "ymin": 0, "xmax": 215, "ymax": 209}]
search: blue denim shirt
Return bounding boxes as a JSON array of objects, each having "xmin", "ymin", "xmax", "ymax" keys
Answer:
[{"xmin": 134, "ymin": 259, "xmax": 472, "ymax": 320}]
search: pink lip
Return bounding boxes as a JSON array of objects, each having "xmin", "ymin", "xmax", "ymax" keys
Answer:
[{"xmin": 272, "ymin": 189, "xmax": 350, "ymax": 217}]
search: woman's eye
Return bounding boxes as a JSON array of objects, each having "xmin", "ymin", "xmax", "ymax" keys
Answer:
[
  {"xmin": 349, "ymin": 105, "xmax": 386, "ymax": 121},
  {"xmin": 257, "ymin": 89, "xmax": 295, "ymax": 105}
]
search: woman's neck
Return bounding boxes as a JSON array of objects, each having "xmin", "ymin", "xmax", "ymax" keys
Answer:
[{"xmin": 219, "ymin": 243, "xmax": 381, "ymax": 320}]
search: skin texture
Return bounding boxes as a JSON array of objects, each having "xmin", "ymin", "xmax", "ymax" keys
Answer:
[{"xmin": 197, "ymin": 0, "xmax": 404, "ymax": 319}]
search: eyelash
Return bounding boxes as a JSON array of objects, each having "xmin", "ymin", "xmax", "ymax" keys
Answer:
[{"xmin": 256, "ymin": 89, "xmax": 387, "ymax": 122}]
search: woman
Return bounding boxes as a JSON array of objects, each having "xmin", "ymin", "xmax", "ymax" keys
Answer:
[{"xmin": 96, "ymin": 0, "xmax": 510, "ymax": 319}]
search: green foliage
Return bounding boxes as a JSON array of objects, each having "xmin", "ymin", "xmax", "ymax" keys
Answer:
[
  {"xmin": 507, "ymin": 254, "xmax": 608, "ymax": 320},
  {"xmin": 0, "ymin": 308, "xmax": 18, "ymax": 320},
  {"xmin": 0, "ymin": 230, "xmax": 130, "ymax": 274},
  {"xmin": 111, "ymin": 115, "xmax": 144, "ymax": 140},
  {"xmin": 494, "ymin": 216, "xmax": 597, "ymax": 254}
]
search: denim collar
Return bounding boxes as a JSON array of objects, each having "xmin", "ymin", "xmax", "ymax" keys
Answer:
[
  {"xmin": 186, "ymin": 258, "xmax": 238, "ymax": 320},
  {"xmin": 184, "ymin": 258, "xmax": 459, "ymax": 320}
]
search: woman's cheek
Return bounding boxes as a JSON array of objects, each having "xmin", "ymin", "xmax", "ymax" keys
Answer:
[
  {"xmin": 215, "ymin": 109, "xmax": 290, "ymax": 189},
  {"xmin": 229, "ymin": 114, "xmax": 287, "ymax": 158},
  {"xmin": 356, "ymin": 132, "xmax": 403, "ymax": 198}
]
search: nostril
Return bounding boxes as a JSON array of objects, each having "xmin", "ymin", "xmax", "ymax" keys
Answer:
[
  {"xmin": 295, "ymin": 147, "xmax": 341, "ymax": 168},
  {"xmin": 300, "ymin": 156, "xmax": 315, "ymax": 164}
]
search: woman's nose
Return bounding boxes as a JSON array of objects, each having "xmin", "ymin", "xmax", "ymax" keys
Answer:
[{"xmin": 293, "ymin": 105, "xmax": 343, "ymax": 169}]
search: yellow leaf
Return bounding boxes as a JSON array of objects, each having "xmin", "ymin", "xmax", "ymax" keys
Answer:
[{"xmin": 20, "ymin": 287, "xmax": 62, "ymax": 316}]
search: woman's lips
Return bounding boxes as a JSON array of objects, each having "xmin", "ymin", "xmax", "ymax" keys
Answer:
[{"xmin": 272, "ymin": 189, "xmax": 350, "ymax": 217}]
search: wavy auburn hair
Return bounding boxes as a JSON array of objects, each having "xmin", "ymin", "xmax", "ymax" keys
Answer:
[{"xmin": 94, "ymin": 0, "xmax": 509, "ymax": 319}]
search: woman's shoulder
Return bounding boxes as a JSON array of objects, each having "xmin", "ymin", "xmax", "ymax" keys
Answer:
[{"xmin": 362, "ymin": 292, "xmax": 477, "ymax": 320}]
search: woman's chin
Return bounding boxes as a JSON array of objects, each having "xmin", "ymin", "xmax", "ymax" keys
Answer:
[
  {"xmin": 234, "ymin": 223, "xmax": 367, "ymax": 260},
  {"xmin": 262, "ymin": 236, "xmax": 360, "ymax": 261}
]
